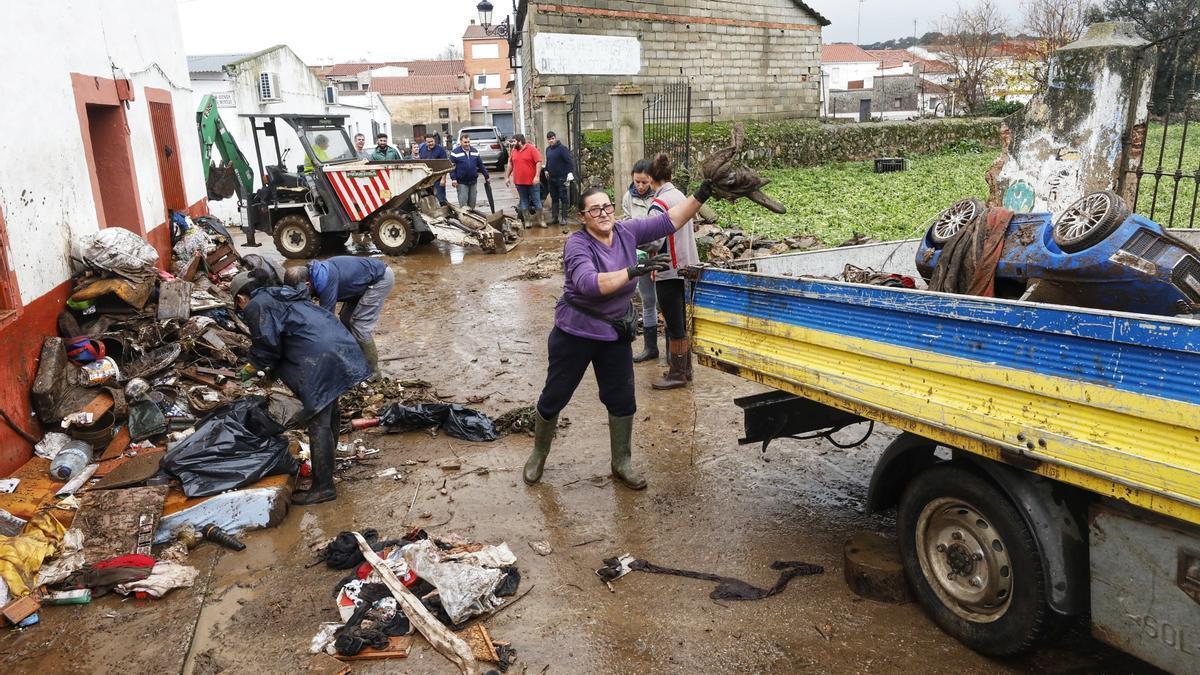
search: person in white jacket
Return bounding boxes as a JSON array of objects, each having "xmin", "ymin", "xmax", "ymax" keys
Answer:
[{"xmin": 621, "ymin": 159, "xmax": 660, "ymax": 362}]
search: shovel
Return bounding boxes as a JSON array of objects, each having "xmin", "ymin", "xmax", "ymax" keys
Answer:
[{"xmin": 483, "ymin": 179, "xmax": 496, "ymax": 214}]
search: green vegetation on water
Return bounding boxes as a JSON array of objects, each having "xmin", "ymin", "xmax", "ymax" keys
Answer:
[{"xmin": 709, "ymin": 149, "xmax": 997, "ymax": 243}]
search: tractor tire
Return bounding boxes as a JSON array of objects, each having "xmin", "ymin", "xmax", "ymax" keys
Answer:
[
  {"xmin": 1052, "ymin": 190, "xmax": 1131, "ymax": 253},
  {"xmin": 370, "ymin": 209, "xmax": 417, "ymax": 256},
  {"xmin": 273, "ymin": 214, "xmax": 322, "ymax": 259},
  {"xmin": 897, "ymin": 464, "xmax": 1054, "ymax": 657}
]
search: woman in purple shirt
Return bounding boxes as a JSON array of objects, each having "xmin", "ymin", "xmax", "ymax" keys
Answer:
[{"xmin": 524, "ymin": 181, "xmax": 717, "ymax": 489}]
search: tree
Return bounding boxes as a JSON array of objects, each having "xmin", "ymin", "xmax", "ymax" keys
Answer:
[
  {"xmin": 936, "ymin": 0, "xmax": 1011, "ymax": 114},
  {"xmin": 437, "ymin": 43, "xmax": 463, "ymax": 60},
  {"xmin": 1021, "ymin": 0, "xmax": 1095, "ymax": 89},
  {"xmin": 1102, "ymin": 0, "xmax": 1200, "ymax": 113}
]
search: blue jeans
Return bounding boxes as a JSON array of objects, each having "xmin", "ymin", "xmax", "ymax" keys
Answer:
[
  {"xmin": 516, "ymin": 184, "xmax": 542, "ymax": 212},
  {"xmin": 436, "ymin": 182, "xmax": 447, "ymax": 204}
]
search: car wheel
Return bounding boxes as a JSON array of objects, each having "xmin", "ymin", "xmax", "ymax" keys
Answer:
[
  {"xmin": 272, "ymin": 214, "xmax": 321, "ymax": 259},
  {"xmin": 370, "ymin": 209, "xmax": 416, "ymax": 256},
  {"xmin": 1052, "ymin": 190, "xmax": 1131, "ymax": 253},
  {"xmin": 928, "ymin": 198, "xmax": 985, "ymax": 246},
  {"xmin": 897, "ymin": 463, "xmax": 1053, "ymax": 656}
]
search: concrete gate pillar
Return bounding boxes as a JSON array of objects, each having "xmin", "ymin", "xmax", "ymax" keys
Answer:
[
  {"xmin": 988, "ymin": 22, "xmax": 1154, "ymax": 213},
  {"xmin": 540, "ymin": 95, "xmax": 569, "ymax": 147},
  {"xmin": 610, "ymin": 84, "xmax": 645, "ymax": 217}
]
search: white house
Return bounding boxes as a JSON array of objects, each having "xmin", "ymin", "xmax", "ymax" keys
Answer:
[
  {"xmin": 820, "ymin": 43, "xmax": 880, "ymax": 90},
  {"xmin": 0, "ymin": 0, "xmax": 207, "ymax": 472},
  {"xmin": 188, "ymin": 46, "xmax": 391, "ymax": 225}
]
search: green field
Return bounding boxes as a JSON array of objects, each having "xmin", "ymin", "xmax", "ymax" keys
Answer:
[
  {"xmin": 708, "ymin": 150, "xmax": 997, "ymax": 243},
  {"xmin": 1135, "ymin": 122, "xmax": 1200, "ymax": 227}
]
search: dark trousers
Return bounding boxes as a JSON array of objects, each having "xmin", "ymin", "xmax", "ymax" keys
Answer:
[
  {"xmin": 536, "ymin": 327, "xmax": 636, "ymax": 420},
  {"xmin": 656, "ymin": 279, "xmax": 688, "ymax": 340},
  {"xmin": 306, "ymin": 399, "xmax": 340, "ymax": 488},
  {"xmin": 549, "ymin": 178, "xmax": 570, "ymax": 223}
]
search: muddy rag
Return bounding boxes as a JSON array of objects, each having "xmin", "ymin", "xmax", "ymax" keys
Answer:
[
  {"xmin": 115, "ymin": 561, "xmax": 198, "ymax": 598},
  {"xmin": 928, "ymin": 206, "xmax": 1012, "ymax": 297},
  {"xmin": 600, "ymin": 556, "xmax": 823, "ymax": 601},
  {"xmin": 0, "ymin": 511, "xmax": 66, "ymax": 597}
]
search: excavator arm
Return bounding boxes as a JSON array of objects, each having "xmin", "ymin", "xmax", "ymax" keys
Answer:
[{"xmin": 197, "ymin": 94, "xmax": 254, "ymax": 201}]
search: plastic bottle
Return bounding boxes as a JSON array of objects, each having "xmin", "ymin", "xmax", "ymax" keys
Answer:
[{"xmin": 50, "ymin": 440, "xmax": 92, "ymax": 481}]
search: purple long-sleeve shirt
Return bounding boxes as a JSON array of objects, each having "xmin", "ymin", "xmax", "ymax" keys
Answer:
[{"xmin": 555, "ymin": 212, "xmax": 677, "ymax": 340}]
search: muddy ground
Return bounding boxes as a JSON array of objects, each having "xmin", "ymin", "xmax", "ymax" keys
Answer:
[{"xmin": 0, "ymin": 197, "xmax": 1151, "ymax": 673}]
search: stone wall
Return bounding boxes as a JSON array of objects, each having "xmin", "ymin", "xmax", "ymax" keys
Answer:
[
  {"xmin": 520, "ymin": 0, "xmax": 823, "ymax": 131},
  {"xmin": 580, "ymin": 117, "xmax": 1003, "ymax": 189},
  {"xmin": 828, "ymin": 74, "xmax": 922, "ymax": 119}
]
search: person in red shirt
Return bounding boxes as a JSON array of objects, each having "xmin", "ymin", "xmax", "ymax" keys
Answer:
[{"xmin": 505, "ymin": 134, "xmax": 544, "ymax": 223}]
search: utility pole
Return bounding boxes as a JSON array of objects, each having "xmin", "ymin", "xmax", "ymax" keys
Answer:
[{"xmin": 857, "ymin": 0, "xmax": 866, "ymax": 45}]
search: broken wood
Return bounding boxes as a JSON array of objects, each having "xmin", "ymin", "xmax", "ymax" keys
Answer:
[
  {"xmin": 334, "ymin": 635, "xmax": 412, "ymax": 661},
  {"xmin": 157, "ymin": 279, "xmax": 193, "ymax": 321},
  {"xmin": 352, "ymin": 532, "xmax": 480, "ymax": 674}
]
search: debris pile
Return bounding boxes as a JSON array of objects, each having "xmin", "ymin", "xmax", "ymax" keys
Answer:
[
  {"xmin": 507, "ymin": 250, "xmax": 563, "ymax": 281},
  {"xmin": 0, "ymin": 215, "xmax": 296, "ymax": 629},
  {"xmin": 309, "ymin": 528, "xmax": 522, "ymax": 669},
  {"xmin": 697, "ymin": 223, "xmax": 823, "ymax": 263}
]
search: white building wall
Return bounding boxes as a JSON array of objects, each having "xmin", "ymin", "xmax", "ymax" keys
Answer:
[
  {"xmin": 336, "ymin": 93, "xmax": 393, "ymax": 143},
  {"xmin": 822, "ymin": 62, "xmax": 878, "ymax": 90},
  {"xmin": 0, "ymin": 0, "xmax": 205, "ymax": 303}
]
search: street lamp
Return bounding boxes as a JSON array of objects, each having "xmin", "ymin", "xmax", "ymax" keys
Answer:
[{"xmin": 476, "ymin": 0, "xmax": 509, "ymax": 37}]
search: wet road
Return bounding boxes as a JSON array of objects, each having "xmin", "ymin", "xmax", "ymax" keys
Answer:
[{"xmin": 0, "ymin": 205, "xmax": 1148, "ymax": 673}]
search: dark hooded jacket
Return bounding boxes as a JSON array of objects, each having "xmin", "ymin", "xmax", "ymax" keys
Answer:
[{"xmin": 242, "ymin": 285, "xmax": 370, "ymax": 417}]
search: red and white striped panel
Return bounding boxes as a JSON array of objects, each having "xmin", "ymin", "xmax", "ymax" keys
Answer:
[{"xmin": 324, "ymin": 168, "xmax": 395, "ymax": 222}]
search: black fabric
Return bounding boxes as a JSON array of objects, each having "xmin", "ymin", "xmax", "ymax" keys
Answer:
[
  {"xmin": 655, "ymin": 279, "xmax": 688, "ymax": 340},
  {"xmin": 536, "ymin": 326, "xmax": 636, "ymax": 420},
  {"xmin": 563, "ymin": 295, "xmax": 637, "ymax": 343},
  {"xmin": 160, "ymin": 396, "xmax": 297, "ymax": 498},
  {"xmin": 549, "ymin": 178, "xmax": 570, "ymax": 224},
  {"xmin": 377, "ymin": 607, "xmax": 413, "ymax": 637},
  {"xmin": 377, "ymin": 402, "xmax": 499, "ymax": 442},
  {"xmin": 334, "ymin": 627, "xmax": 389, "ymax": 656},
  {"xmin": 626, "ymin": 558, "xmax": 823, "ymax": 601},
  {"xmin": 319, "ymin": 529, "xmax": 405, "ymax": 570},
  {"xmin": 495, "ymin": 566, "xmax": 521, "ymax": 597},
  {"xmin": 60, "ymin": 565, "xmax": 153, "ymax": 595}
]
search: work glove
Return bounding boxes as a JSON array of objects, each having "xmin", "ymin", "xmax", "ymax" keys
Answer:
[
  {"xmin": 699, "ymin": 124, "xmax": 787, "ymax": 214},
  {"xmin": 627, "ymin": 253, "xmax": 671, "ymax": 278}
]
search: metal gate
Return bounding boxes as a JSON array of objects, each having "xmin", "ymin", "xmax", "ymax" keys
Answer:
[
  {"xmin": 1121, "ymin": 26, "xmax": 1200, "ymax": 228},
  {"xmin": 566, "ymin": 88, "xmax": 584, "ymax": 205},
  {"xmin": 643, "ymin": 81, "xmax": 693, "ymax": 188}
]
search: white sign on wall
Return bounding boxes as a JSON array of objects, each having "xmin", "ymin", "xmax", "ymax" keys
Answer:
[
  {"xmin": 214, "ymin": 91, "xmax": 236, "ymax": 107},
  {"xmin": 533, "ymin": 33, "xmax": 641, "ymax": 75}
]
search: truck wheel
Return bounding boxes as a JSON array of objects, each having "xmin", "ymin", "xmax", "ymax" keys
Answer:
[
  {"xmin": 1052, "ymin": 190, "xmax": 1130, "ymax": 253},
  {"xmin": 928, "ymin": 198, "xmax": 985, "ymax": 245},
  {"xmin": 273, "ymin": 214, "xmax": 321, "ymax": 259},
  {"xmin": 370, "ymin": 209, "xmax": 416, "ymax": 256},
  {"xmin": 897, "ymin": 464, "xmax": 1050, "ymax": 656}
]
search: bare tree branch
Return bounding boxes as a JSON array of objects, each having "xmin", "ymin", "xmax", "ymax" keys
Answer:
[
  {"xmin": 935, "ymin": 0, "xmax": 1011, "ymax": 113},
  {"xmin": 1021, "ymin": 0, "xmax": 1095, "ymax": 88}
]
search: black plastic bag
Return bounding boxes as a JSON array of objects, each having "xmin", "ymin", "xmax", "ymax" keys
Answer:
[
  {"xmin": 161, "ymin": 396, "xmax": 297, "ymax": 497},
  {"xmin": 378, "ymin": 403, "xmax": 498, "ymax": 442}
]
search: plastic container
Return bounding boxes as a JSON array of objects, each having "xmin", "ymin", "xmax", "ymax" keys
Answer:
[
  {"xmin": 81, "ymin": 357, "xmax": 119, "ymax": 384},
  {"xmin": 50, "ymin": 440, "xmax": 92, "ymax": 481}
]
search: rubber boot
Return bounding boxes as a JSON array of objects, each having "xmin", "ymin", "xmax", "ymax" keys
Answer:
[
  {"xmin": 293, "ymin": 412, "xmax": 337, "ymax": 505},
  {"xmin": 633, "ymin": 326, "xmax": 659, "ymax": 363},
  {"xmin": 652, "ymin": 338, "xmax": 689, "ymax": 390},
  {"xmin": 535, "ymin": 208, "xmax": 548, "ymax": 228},
  {"xmin": 684, "ymin": 348, "xmax": 694, "ymax": 382},
  {"xmin": 358, "ymin": 338, "xmax": 380, "ymax": 380},
  {"xmin": 608, "ymin": 414, "xmax": 646, "ymax": 490},
  {"xmin": 523, "ymin": 411, "xmax": 557, "ymax": 484}
]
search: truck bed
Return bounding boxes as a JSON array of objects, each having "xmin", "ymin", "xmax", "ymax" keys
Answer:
[{"xmin": 690, "ymin": 241, "xmax": 1200, "ymax": 526}]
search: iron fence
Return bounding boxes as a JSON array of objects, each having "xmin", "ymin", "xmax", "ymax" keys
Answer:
[
  {"xmin": 643, "ymin": 81, "xmax": 693, "ymax": 189},
  {"xmin": 566, "ymin": 88, "xmax": 583, "ymax": 206},
  {"xmin": 1121, "ymin": 26, "xmax": 1200, "ymax": 228}
]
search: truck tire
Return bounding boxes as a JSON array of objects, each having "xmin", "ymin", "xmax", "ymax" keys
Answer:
[
  {"xmin": 897, "ymin": 464, "xmax": 1051, "ymax": 656},
  {"xmin": 273, "ymin": 214, "xmax": 321, "ymax": 259},
  {"xmin": 1052, "ymin": 190, "xmax": 1131, "ymax": 253},
  {"xmin": 370, "ymin": 209, "xmax": 416, "ymax": 256}
]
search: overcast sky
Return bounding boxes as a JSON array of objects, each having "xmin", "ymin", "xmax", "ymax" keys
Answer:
[{"xmin": 176, "ymin": 0, "xmax": 1026, "ymax": 63}]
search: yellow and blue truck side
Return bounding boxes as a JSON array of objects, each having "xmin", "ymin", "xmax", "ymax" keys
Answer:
[{"xmin": 689, "ymin": 264, "xmax": 1200, "ymax": 672}]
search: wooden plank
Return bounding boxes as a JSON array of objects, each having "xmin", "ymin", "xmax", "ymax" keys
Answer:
[
  {"xmin": 0, "ymin": 457, "xmax": 60, "ymax": 520},
  {"xmin": 74, "ymin": 486, "xmax": 167, "ymax": 563},
  {"xmin": 157, "ymin": 279, "xmax": 193, "ymax": 320},
  {"xmin": 76, "ymin": 391, "xmax": 114, "ymax": 420},
  {"xmin": 100, "ymin": 426, "xmax": 132, "ymax": 461}
]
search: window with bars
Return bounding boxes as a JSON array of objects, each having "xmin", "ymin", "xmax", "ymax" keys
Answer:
[{"xmin": 258, "ymin": 72, "xmax": 279, "ymax": 101}]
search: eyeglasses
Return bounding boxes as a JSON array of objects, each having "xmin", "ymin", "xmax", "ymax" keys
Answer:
[{"xmin": 583, "ymin": 203, "xmax": 616, "ymax": 218}]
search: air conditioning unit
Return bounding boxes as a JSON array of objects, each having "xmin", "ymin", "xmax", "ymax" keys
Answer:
[
  {"xmin": 258, "ymin": 72, "xmax": 279, "ymax": 102},
  {"xmin": 325, "ymin": 85, "xmax": 338, "ymax": 105}
]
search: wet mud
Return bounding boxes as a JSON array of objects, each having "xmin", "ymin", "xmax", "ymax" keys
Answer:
[{"xmin": 0, "ymin": 210, "xmax": 1148, "ymax": 673}]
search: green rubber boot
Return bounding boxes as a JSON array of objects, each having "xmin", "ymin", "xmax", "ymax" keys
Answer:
[
  {"xmin": 358, "ymin": 339, "xmax": 380, "ymax": 380},
  {"xmin": 523, "ymin": 411, "xmax": 557, "ymax": 484},
  {"xmin": 608, "ymin": 414, "xmax": 647, "ymax": 490}
]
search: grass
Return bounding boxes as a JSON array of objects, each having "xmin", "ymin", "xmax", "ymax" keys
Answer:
[
  {"xmin": 1135, "ymin": 122, "xmax": 1200, "ymax": 227},
  {"xmin": 709, "ymin": 150, "xmax": 998, "ymax": 243}
]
